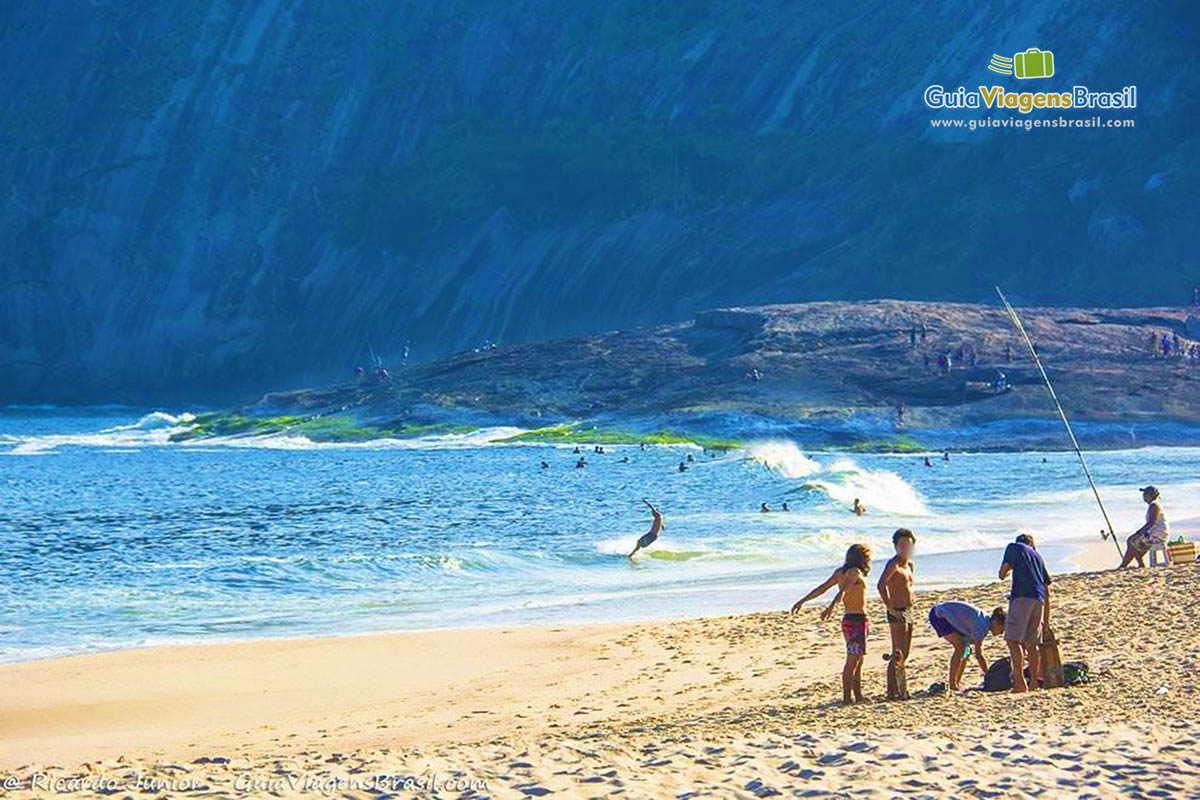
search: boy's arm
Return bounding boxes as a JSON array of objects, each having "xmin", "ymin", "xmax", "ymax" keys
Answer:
[
  {"xmin": 876, "ymin": 558, "xmax": 895, "ymax": 606},
  {"xmin": 821, "ymin": 586, "xmax": 845, "ymax": 621},
  {"xmin": 1041, "ymin": 585, "xmax": 1051, "ymax": 631},
  {"xmin": 791, "ymin": 571, "xmax": 838, "ymax": 614},
  {"xmin": 820, "ymin": 570, "xmax": 853, "ymax": 620}
]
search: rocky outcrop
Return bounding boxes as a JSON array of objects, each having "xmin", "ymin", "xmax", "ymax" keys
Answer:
[{"xmin": 249, "ymin": 300, "xmax": 1200, "ymax": 448}]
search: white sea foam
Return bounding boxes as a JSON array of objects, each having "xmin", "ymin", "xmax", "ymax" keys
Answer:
[
  {"xmin": 746, "ymin": 440, "xmax": 821, "ymax": 478},
  {"xmin": 748, "ymin": 441, "xmax": 930, "ymax": 516},
  {"xmin": 2, "ymin": 411, "xmax": 528, "ymax": 455}
]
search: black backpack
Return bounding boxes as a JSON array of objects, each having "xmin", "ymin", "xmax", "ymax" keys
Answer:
[
  {"xmin": 983, "ymin": 656, "xmax": 1013, "ymax": 692},
  {"xmin": 983, "ymin": 656, "xmax": 1033, "ymax": 692},
  {"xmin": 984, "ymin": 656, "xmax": 1087, "ymax": 691}
]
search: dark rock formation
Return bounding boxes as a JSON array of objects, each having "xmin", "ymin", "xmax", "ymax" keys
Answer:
[{"xmin": 250, "ymin": 300, "xmax": 1200, "ymax": 448}]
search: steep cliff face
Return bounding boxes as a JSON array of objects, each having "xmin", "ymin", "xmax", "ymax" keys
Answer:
[{"xmin": 1, "ymin": 0, "xmax": 1196, "ymax": 403}]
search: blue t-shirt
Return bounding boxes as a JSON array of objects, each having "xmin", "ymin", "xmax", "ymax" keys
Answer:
[
  {"xmin": 933, "ymin": 601, "xmax": 991, "ymax": 641},
  {"xmin": 1003, "ymin": 542, "xmax": 1051, "ymax": 601}
]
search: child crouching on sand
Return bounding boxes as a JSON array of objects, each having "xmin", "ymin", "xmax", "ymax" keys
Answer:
[
  {"xmin": 928, "ymin": 601, "xmax": 1006, "ymax": 691},
  {"xmin": 791, "ymin": 544, "xmax": 873, "ymax": 704}
]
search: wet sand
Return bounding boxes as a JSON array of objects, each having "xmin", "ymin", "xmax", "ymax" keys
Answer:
[{"xmin": 2, "ymin": 564, "xmax": 1198, "ymax": 797}]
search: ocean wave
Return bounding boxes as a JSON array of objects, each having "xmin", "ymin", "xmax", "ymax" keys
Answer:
[
  {"xmin": 5, "ymin": 411, "xmax": 197, "ymax": 455},
  {"xmin": 748, "ymin": 441, "xmax": 930, "ymax": 516},
  {"xmin": 747, "ymin": 440, "xmax": 821, "ymax": 478}
]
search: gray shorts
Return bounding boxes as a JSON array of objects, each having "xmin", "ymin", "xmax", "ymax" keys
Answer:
[{"xmin": 1005, "ymin": 597, "xmax": 1043, "ymax": 642}]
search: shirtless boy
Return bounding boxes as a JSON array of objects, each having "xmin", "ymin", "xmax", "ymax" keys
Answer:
[
  {"xmin": 791, "ymin": 544, "xmax": 873, "ymax": 704},
  {"xmin": 877, "ymin": 529, "xmax": 916, "ymax": 663}
]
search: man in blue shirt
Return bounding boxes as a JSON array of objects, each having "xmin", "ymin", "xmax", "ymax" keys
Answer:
[{"xmin": 999, "ymin": 533, "xmax": 1052, "ymax": 692}]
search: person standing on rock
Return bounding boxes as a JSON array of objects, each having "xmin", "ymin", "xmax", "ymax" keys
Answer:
[{"xmin": 628, "ymin": 500, "xmax": 664, "ymax": 558}]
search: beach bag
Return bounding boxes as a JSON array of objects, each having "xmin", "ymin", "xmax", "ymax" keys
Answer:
[
  {"xmin": 983, "ymin": 657, "xmax": 1012, "ymax": 692},
  {"xmin": 1040, "ymin": 629, "xmax": 1065, "ymax": 689},
  {"xmin": 983, "ymin": 657, "xmax": 1034, "ymax": 692},
  {"xmin": 1063, "ymin": 661, "xmax": 1090, "ymax": 686}
]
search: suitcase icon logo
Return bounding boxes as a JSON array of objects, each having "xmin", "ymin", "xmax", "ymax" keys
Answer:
[{"xmin": 987, "ymin": 48, "xmax": 1055, "ymax": 79}]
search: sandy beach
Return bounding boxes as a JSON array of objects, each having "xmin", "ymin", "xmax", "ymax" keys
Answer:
[{"xmin": 3, "ymin": 554, "xmax": 1199, "ymax": 798}]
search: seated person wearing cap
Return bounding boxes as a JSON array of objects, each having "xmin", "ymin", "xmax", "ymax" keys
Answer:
[{"xmin": 1120, "ymin": 486, "xmax": 1170, "ymax": 568}]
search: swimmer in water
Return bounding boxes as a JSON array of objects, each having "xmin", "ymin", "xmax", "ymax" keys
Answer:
[
  {"xmin": 541, "ymin": 460, "xmax": 549, "ymax": 469},
  {"xmin": 781, "ymin": 502, "xmax": 790, "ymax": 512},
  {"xmin": 853, "ymin": 498, "xmax": 866, "ymax": 517},
  {"xmin": 628, "ymin": 500, "xmax": 664, "ymax": 558},
  {"xmin": 923, "ymin": 456, "xmax": 933, "ymax": 467},
  {"xmin": 761, "ymin": 503, "xmax": 771, "ymax": 513},
  {"xmin": 678, "ymin": 461, "xmax": 689, "ymax": 472}
]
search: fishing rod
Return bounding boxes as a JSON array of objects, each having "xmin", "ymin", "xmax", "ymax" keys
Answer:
[{"xmin": 995, "ymin": 287, "xmax": 1123, "ymax": 559}]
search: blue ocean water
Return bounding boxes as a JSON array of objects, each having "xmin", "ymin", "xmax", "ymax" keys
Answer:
[{"xmin": 2, "ymin": 410, "xmax": 1198, "ymax": 663}]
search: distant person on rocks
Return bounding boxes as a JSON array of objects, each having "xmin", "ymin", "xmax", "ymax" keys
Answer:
[
  {"xmin": 628, "ymin": 500, "xmax": 664, "ymax": 558},
  {"xmin": 1120, "ymin": 486, "xmax": 1170, "ymax": 568},
  {"xmin": 998, "ymin": 534, "xmax": 1052, "ymax": 693}
]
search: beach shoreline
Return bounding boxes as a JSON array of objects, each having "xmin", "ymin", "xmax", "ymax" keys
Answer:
[
  {"xmin": 0, "ymin": 532, "xmax": 1126, "ymax": 669},
  {"xmin": 3, "ymin": 563, "xmax": 1198, "ymax": 797}
]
